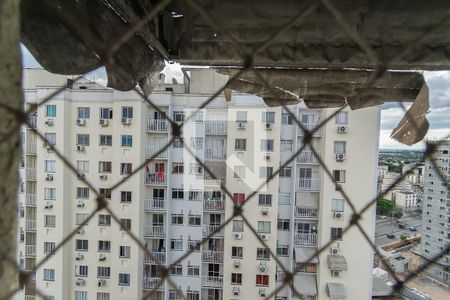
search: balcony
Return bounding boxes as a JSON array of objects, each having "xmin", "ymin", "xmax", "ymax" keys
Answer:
[
  {"xmin": 294, "ymin": 233, "xmax": 318, "ymax": 246},
  {"xmin": 202, "ymin": 251, "xmax": 223, "ymax": 263},
  {"xmin": 25, "ymin": 194, "xmax": 37, "ymax": 207},
  {"xmin": 144, "ymin": 198, "xmax": 166, "ymax": 211},
  {"xmin": 204, "ymin": 179, "xmax": 224, "ymax": 187},
  {"xmin": 25, "ymin": 168, "xmax": 37, "ymax": 181},
  {"xmin": 144, "ymin": 146, "xmax": 168, "ymax": 160},
  {"xmin": 146, "ymin": 118, "xmax": 168, "ymax": 132},
  {"xmin": 26, "ymin": 219, "xmax": 36, "ymax": 231},
  {"xmin": 296, "ymin": 151, "xmax": 320, "ymax": 164},
  {"xmin": 202, "ymin": 276, "xmax": 223, "ymax": 288},
  {"xmin": 144, "ymin": 225, "xmax": 166, "ymax": 238},
  {"xmin": 144, "ymin": 172, "xmax": 167, "ymax": 185},
  {"xmin": 28, "ymin": 115, "xmax": 36, "ymax": 129},
  {"xmin": 205, "ymin": 148, "xmax": 227, "ymax": 160},
  {"xmin": 296, "ymin": 179, "xmax": 320, "ymax": 191},
  {"xmin": 297, "ymin": 124, "xmax": 322, "ymax": 136},
  {"xmin": 203, "ymin": 199, "xmax": 225, "ymax": 212},
  {"xmin": 25, "ymin": 245, "xmax": 36, "ymax": 257},
  {"xmin": 25, "ymin": 296, "xmax": 36, "ymax": 300},
  {"xmin": 143, "ymin": 277, "xmax": 165, "ymax": 290},
  {"xmin": 202, "ymin": 225, "xmax": 224, "ymax": 237},
  {"xmin": 144, "ymin": 251, "xmax": 166, "ymax": 264},
  {"xmin": 26, "ymin": 142, "xmax": 37, "ymax": 155},
  {"xmin": 205, "ymin": 121, "xmax": 227, "ymax": 135},
  {"xmin": 295, "ymin": 208, "xmax": 319, "ymax": 219}
]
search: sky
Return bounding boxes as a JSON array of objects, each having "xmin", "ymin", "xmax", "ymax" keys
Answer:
[{"xmin": 21, "ymin": 46, "xmax": 449, "ymax": 150}]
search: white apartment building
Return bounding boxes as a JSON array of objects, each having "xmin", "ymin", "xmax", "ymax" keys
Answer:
[
  {"xmin": 420, "ymin": 140, "xmax": 450, "ymax": 286},
  {"xmin": 16, "ymin": 68, "xmax": 380, "ymax": 300},
  {"xmin": 393, "ymin": 191, "xmax": 418, "ymax": 211}
]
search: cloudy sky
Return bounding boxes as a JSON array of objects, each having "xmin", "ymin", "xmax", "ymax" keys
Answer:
[{"xmin": 22, "ymin": 46, "xmax": 449, "ymax": 150}]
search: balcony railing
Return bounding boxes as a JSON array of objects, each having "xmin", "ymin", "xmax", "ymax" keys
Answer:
[
  {"xmin": 202, "ymin": 276, "xmax": 223, "ymax": 288},
  {"xmin": 295, "ymin": 207, "xmax": 319, "ymax": 219},
  {"xmin": 144, "ymin": 146, "xmax": 168, "ymax": 159},
  {"xmin": 296, "ymin": 179, "xmax": 320, "ymax": 191},
  {"xmin": 28, "ymin": 116, "xmax": 37, "ymax": 129},
  {"xmin": 25, "ymin": 168, "xmax": 37, "ymax": 181},
  {"xmin": 202, "ymin": 225, "xmax": 224, "ymax": 237},
  {"xmin": 146, "ymin": 118, "xmax": 168, "ymax": 132},
  {"xmin": 25, "ymin": 245, "xmax": 36, "ymax": 257},
  {"xmin": 25, "ymin": 194, "xmax": 37, "ymax": 207},
  {"xmin": 205, "ymin": 121, "xmax": 227, "ymax": 135},
  {"xmin": 205, "ymin": 148, "xmax": 227, "ymax": 160},
  {"xmin": 26, "ymin": 219, "xmax": 36, "ymax": 231},
  {"xmin": 202, "ymin": 251, "xmax": 224, "ymax": 263},
  {"xmin": 143, "ymin": 277, "xmax": 165, "ymax": 290},
  {"xmin": 144, "ymin": 172, "xmax": 167, "ymax": 185},
  {"xmin": 203, "ymin": 199, "xmax": 225, "ymax": 212},
  {"xmin": 144, "ymin": 252, "xmax": 166, "ymax": 264},
  {"xmin": 296, "ymin": 151, "xmax": 320, "ymax": 164},
  {"xmin": 294, "ymin": 233, "xmax": 318, "ymax": 246},
  {"xmin": 144, "ymin": 198, "xmax": 166, "ymax": 211},
  {"xmin": 25, "ymin": 296, "xmax": 36, "ymax": 300},
  {"xmin": 26, "ymin": 142, "xmax": 37, "ymax": 155},
  {"xmin": 204, "ymin": 179, "xmax": 224, "ymax": 187},
  {"xmin": 144, "ymin": 225, "xmax": 166, "ymax": 238},
  {"xmin": 298, "ymin": 124, "xmax": 322, "ymax": 136}
]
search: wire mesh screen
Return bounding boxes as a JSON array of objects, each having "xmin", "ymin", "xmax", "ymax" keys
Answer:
[{"xmin": 3, "ymin": 0, "xmax": 450, "ymax": 299}]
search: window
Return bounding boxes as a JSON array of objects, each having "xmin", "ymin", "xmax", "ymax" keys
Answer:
[
  {"xmin": 76, "ymin": 134, "xmax": 90, "ymax": 146},
  {"xmin": 170, "ymin": 265, "xmax": 183, "ymax": 276},
  {"xmin": 281, "ymin": 113, "xmax": 293, "ymax": 124},
  {"xmin": 44, "ymin": 215, "xmax": 56, "ymax": 228},
  {"xmin": 170, "ymin": 239, "xmax": 183, "ymax": 251},
  {"xmin": 231, "ymin": 273, "xmax": 242, "ymax": 285},
  {"xmin": 44, "ymin": 269, "xmax": 55, "ymax": 281},
  {"xmin": 186, "ymin": 265, "xmax": 200, "ymax": 277},
  {"xmin": 280, "ymin": 139, "xmax": 293, "ymax": 151},
  {"xmin": 172, "ymin": 188, "xmax": 184, "ymax": 200},
  {"xmin": 46, "ymin": 105, "xmax": 56, "ymax": 117},
  {"xmin": 98, "ymin": 214, "xmax": 111, "ymax": 226},
  {"xmin": 120, "ymin": 219, "xmax": 131, "ymax": 230},
  {"xmin": 279, "ymin": 167, "xmax": 292, "ymax": 178},
  {"xmin": 44, "ymin": 188, "xmax": 56, "ymax": 200},
  {"xmin": 235, "ymin": 139, "xmax": 246, "ymax": 151},
  {"xmin": 189, "ymin": 163, "xmax": 203, "ymax": 175},
  {"xmin": 188, "ymin": 215, "xmax": 201, "ymax": 226},
  {"xmin": 261, "ymin": 139, "xmax": 274, "ymax": 151},
  {"xmin": 44, "ymin": 242, "xmax": 55, "ymax": 254},
  {"xmin": 262, "ymin": 111, "xmax": 275, "ymax": 123},
  {"xmin": 333, "ymin": 170, "xmax": 346, "ymax": 183},
  {"xmin": 236, "ymin": 111, "xmax": 247, "ymax": 122},
  {"xmin": 256, "ymin": 274, "xmax": 269, "ymax": 286},
  {"xmin": 187, "ymin": 291, "xmax": 200, "ymax": 300},
  {"xmin": 99, "ymin": 135, "xmax": 112, "ymax": 146},
  {"xmin": 334, "ymin": 141, "xmax": 347, "ymax": 153},
  {"xmin": 121, "ymin": 135, "xmax": 133, "ymax": 147},
  {"xmin": 233, "ymin": 220, "xmax": 244, "ymax": 232},
  {"xmin": 173, "ymin": 111, "xmax": 185, "ymax": 122},
  {"xmin": 335, "ymin": 111, "xmax": 348, "ymax": 124},
  {"xmin": 76, "ymin": 160, "xmax": 89, "ymax": 173},
  {"xmin": 97, "ymin": 266, "xmax": 110, "ymax": 278},
  {"xmin": 259, "ymin": 167, "xmax": 273, "ymax": 178},
  {"xmin": 231, "ymin": 246, "xmax": 243, "ymax": 259},
  {"xmin": 119, "ymin": 246, "xmax": 131, "ymax": 259},
  {"xmin": 331, "ymin": 227, "xmax": 343, "ymax": 240},
  {"xmin": 190, "ymin": 137, "xmax": 203, "ymax": 149},
  {"xmin": 121, "ymin": 191, "xmax": 132, "ymax": 203},
  {"xmin": 120, "ymin": 163, "xmax": 132, "ymax": 175},
  {"xmin": 100, "ymin": 108, "xmax": 113, "ymax": 119},
  {"xmin": 98, "ymin": 161, "xmax": 112, "ymax": 173},
  {"xmin": 98, "ymin": 240, "xmax": 111, "ymax": 252},
  {"xmin": 187, "ymin": 240, "xmax": 201, "ymax": 251},
  {"xmin": 276, "ymin": 245, "xmax": 289, "ymax": 256},
  {"xmin": 258, "ymin": 194, "xmax": 272, "ymax": 206},
  {"xmin": 301, "ymin": 114, "xmax": 316, "ymax": 125},
  {"xmin": 257, "ymin": 221, "xmax": 271, "ymax": 233},
  {"xmin": 77, "ymin": 107, "xmax": 90, "ymax": 119},
  {"xmin": 171, "ymin": 214, "xmax": 184, "ymax": 225},
  {"xmin": 76, "ymin": 187, "xmax": 89, "ymax": 199},
  {"xmin": 172, "ymin": 163, "xmax": 184, "ymax": 174},
  {"xmin": 122, "ymin": 107, "xmax": 133, "ymax": 119},
  {"xmin": 99, "ymin": 188, "xmax": 111, "ymax": 199},
  {"xmin": 256, "ymin": 248, "xmax": 270, "ymax": 260},
  {"xmin": 277, "ymin": 219, "xmax": 290, "ymax": 231},
  {"xmin": 233, "ymin": 193, "xmax": 245, "ymax": 205},
  {"xmin": 173, "ymin": 137, "xmax": 183, "ymax": 148},
  {"xmin": 44, "ymin": 133, "xmax": 56, "ymax": 146},
  {"xmin": 75, "ymin": 291, "xmax": 87, "ymax": 300},
  {"xmin": 234, "ymin": 165, "xmax": 246, "ymax": 178},
  {"xmin": 188, "ymin": 189, "xmax": 202, "ymax": 201},
  {"xmin": 75, "ymin": 265, "xmax": 88, "ymax": 277},
  {"xmin": 75, "ymin": 214, "xmax": 89, "ymax": 225},
  {"xmin": 44, "ymin": 160, "xmax": 56, "ymax": 173},
  {"xmin": 331, "ymin": 199, "xmax": 345, "ymax": 212},
  {"xmin": 118, "ymin": 273, "xmax": 130, "ymax": 286}
]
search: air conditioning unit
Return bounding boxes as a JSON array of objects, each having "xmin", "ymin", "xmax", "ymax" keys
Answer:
[
  {"xmin": 75, "ymin": 278, "xmax": 85, "ymax": 286},
  {"xmin": 98, "ymin": 279, "xmax": 106, "ymax": 287},
  {"xmin": 76, "ymin": 118, "xmax": 86, "ymax": 126},
  {"xmin": 99, "ymin": 119, "xmax": 109, "ymax": 126},
  {"xmin": 233, "ymin": 287, "xmax": 240, "ymax": 296},
  {"xmin": 330, "ymin": 247, "xmax": 340, "ymax": 255},
  {"xmin": 337, "ymin": 125, "xmax": 348, "ymax": 133},
  {"xmin": 259, "ymin": 234, "xmax": 269, "ymax": 241},
  {"xmin": 333, "ymin": 212, "xmax": 343, "ymax": 219},
  {"xmin": 261, "ymin": 208, "xmax": 269, "ymax": 215},
  {"xmin": 77, "ymin": 145, "xmax": 86, "ymax": 152},
  {"xmin": 121, "ymin": 117, "xmax": 131, "ymax": 125},
  {"xmin": 237, "ymin": 122, "xmax": 246, "ymax": 129},
  {"xmin": 233, "ymin": 232, "xmax": 243, "ymax": 240},
  {"xmin": 99, "ymin": 174, "xmax": 107, "ymax": 180},
  {"xmin": 77, "ymin": 228, "xmax": 85, "ymax": 235},
  {"xmin": 331, "ymin": 270, "xmax": 342, "ymax": 277},
  {"xmin": 264, "ymin": 153, "xmax": 271, "ymax": 160},
  {"xmin": 76, "ymin": 201, "xmax": 85, "ymax": 208},
  {"xmin": 45, "ymin": 174, "xmax": 54, "ymax": 181},
  {"xmin": 265, "ymin": 122, "xmax": 273, "ymax": 130},
  {"xmin": 75, "ymin": 253, "xmax": 84, "ymax": 261},
  {"xmin": 259, "ymin": 288, "xmax": 267, "ymax": 297},
  {"xmin": 44, "ymin": 202, "xmax": 53, "ymax": 209},
  {"xmin": 258, "ymin": 264, "xmax": 268, "ymax": 273},
  {"xmin": 45, "ymin": 119, "xmax": 54, "ymax": 126},
  {"xmin": 77, "ymin": 173, "xmax": 85, "ymax": 180},
  {"xmin": 99, "ymin": 254, "xmax": 106, "ymax": 261},
  {"xmin": 336, "ymin": 153, "xmax": 346, "ymax": 161},
  {"xmin": 233, "ymin": 260, "xmax": 241, "ymax": 269}
]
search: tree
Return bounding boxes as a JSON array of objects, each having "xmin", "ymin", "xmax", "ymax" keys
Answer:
[
  {"xmin": 376, "ymin": 199, "xmax": 395, "ymax": 215},
  {"xmin": 393, "ymin": 210, "xmax": 403, "ymax": 219}
]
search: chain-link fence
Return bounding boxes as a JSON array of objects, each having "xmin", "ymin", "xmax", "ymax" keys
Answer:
[{"xmin": 2, "ymin": 0, "xmax": 450, "ymax": 299}]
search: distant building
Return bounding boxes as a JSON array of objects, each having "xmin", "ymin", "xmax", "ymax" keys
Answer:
[
  {"xmin": 378, "ymin": 166, "xmax": 389, "ymax": 181},
  {"xmin": 393, "ymin": 191, "xmax": 418, "ymax": 211},
  {"xmin": 402, "ymin": 163, "xmax": 425, "ymax": 187},
  {"xmin": 379, "ymin": 172, "xmax": 414, "ymax": 201}
]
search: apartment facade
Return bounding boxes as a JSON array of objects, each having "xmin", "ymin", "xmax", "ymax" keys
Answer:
[
  {"xmin": 420, "ymin": 140, "xmax": 450, "ymax": 285},
  {"xmin": 16, "ymin": 68, "xmax": 380, "ymax": 300}
]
